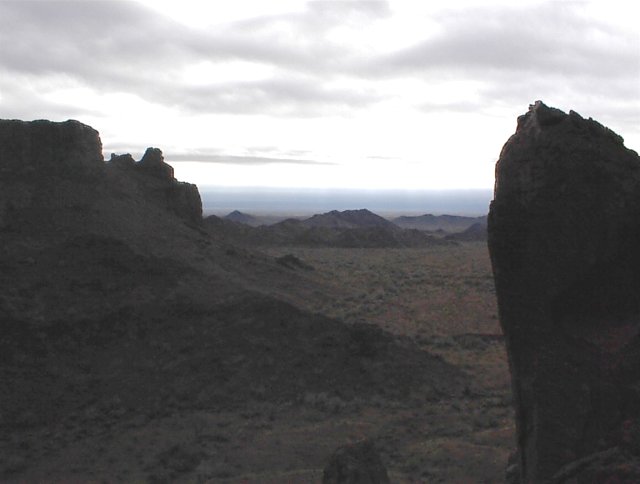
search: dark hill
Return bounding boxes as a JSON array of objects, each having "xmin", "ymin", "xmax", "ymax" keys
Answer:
[
  {"xmin": 205, "ymin": 211, "xmax": 450, "ymax": 248},
  {"xmin": 224, "ymin": 209, "xmax": 258, "ymax": 225},
  {"xmin": 445, "ymin": 222, "xmax": 487, "ymax": 242},
  {"xmin": 302, "ymin": 208, "xmax": 395, "ymax": 229}
]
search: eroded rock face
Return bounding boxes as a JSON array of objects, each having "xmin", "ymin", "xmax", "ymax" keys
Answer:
[
  {"xmin": 489, "ymin": 101, "xmax": 640, "ymax": 482},
  {"xmin": 0, "ymin": 119, "xmax": 202, "ymax": 228},
  {"xmin": 107, "ymin": 147, "xmax": 202, "ymax": 224},
  {"xmin": 0, "ymin": 119, "xmax": 103, "ymax": 179},
  {"xmin": 137, "ymin": 147, "xmax": 175, "ymax": 180}
]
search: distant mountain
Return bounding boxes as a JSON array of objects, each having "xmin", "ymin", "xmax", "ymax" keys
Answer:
[
  {"xmin": 218, "ymin": 210, "xmax": 293, "ymax": 227},
  {"xmin": 205, "ymin": 209, "xmax": 451, "ymax": 248},
  {"xmin": 224, "ymin": 210, "xmax": 258, "ymax": 225},
  {"xmin": 302, "ymin": 209, "xmax": 396, "ymax": 229},
  {"xmin": 392, "ymin": 214, "xmax": 487, "ymax": 233}
]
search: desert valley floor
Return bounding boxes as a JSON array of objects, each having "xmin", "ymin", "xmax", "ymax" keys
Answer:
[{"xmin": 2, "ymin": 238, "xmax": 513, "ymax": 483}]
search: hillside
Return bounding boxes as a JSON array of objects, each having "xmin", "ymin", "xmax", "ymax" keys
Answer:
[{"xmin": 1, "ymin": 119, "xmax": 475, "ymax": 482}]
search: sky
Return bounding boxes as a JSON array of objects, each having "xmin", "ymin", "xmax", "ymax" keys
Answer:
[{"xmin": 1, "ymin": 0, "xmax": 639, "ymax": 191}]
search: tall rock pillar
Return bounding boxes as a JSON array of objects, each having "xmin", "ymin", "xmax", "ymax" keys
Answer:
[{"xmin": 488, "ymin": 101, "xmax": 640, "ymax": 482}]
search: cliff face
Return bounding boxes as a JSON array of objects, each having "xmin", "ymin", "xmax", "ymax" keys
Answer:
[
  {"xmin": 107, "ymin": 147, "xmax": 202, "ymax": 224},
  {"xmin": 489, "ymin": 102, "xmax": 640, "ymax": 482},
  {"xmin": 0, "ymin": 119, "xmax": 103, "ymax": 179},
  {"xmin": 0, "ymin": 119, "xmax": 201, "ymax": 229}
]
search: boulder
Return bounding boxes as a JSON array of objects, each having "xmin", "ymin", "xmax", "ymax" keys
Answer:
[
  {"xmin": 322, "ymin": 440, "xmax": 390, "ymax": 484},
  {"xmin": 488, "ymin": 101, "xmax": 640, "ymax": 482}
]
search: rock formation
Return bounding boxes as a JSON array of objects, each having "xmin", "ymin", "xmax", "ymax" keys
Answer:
[
  {"xmin": 488, "ymin": 101, "xmax": 640, "ymax": 482},
  {"xmin": 136, "ymin": 147, "xmax": 175, "ymax": 180},
  {"xmin": 107, "ymin": 147, "xmax": 201, "ymax": 224},
  {"xmin": 0, "ymin": 119, "xmax": 202, "ymax": 229},
  {"xmin": 0, "ymin": 119, "xmax": 103, "ymax": 179}
]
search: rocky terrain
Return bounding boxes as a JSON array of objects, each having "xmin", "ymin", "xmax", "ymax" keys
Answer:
[
  {"xmin": 489, "ymin": 101, "xmax": 640, "ymax": 482},
  {"xmin": 0, "ymin": 119, "xmax": 508, "ymax": 482}
]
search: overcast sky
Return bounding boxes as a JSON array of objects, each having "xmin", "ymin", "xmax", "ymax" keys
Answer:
[{"xmin": 1, "ymin": 0, "xmax": 638, "ymax": 190}]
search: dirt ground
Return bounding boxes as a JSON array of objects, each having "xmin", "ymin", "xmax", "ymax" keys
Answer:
[{"xmin": 263, "ymin": 242, "xmax": 514, "ymax": 483}]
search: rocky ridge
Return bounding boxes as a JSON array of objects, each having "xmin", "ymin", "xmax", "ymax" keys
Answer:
[{"xmin": 0, "ymin": 119, "xmax": 201, "ymax": 232}]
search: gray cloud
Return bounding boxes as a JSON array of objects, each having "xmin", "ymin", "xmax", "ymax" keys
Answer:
[
  {"xmin": 165, "ymin": 153, "xmax": 333, "ymax": 166},
  {"xmin": 0, "ymin": 75, "xmax": 103, "ymax": 119},
  {"xmin": 372, "ymin": 4, "xmax": 639, "ymax": 80},
  {"xmin": 101, "ymin": 145, "xmax": 331, "ymax": 166},
  {"xmin": 0, "ymin": 0, "xmax": 637, "ymax": 122},
  {"xmin": 363, "ymin": 3, "xmax": 640, "ymax": 120},
  {"xmin": 0, "ymin": 0, "xmax": 383, "ymax": 117}
]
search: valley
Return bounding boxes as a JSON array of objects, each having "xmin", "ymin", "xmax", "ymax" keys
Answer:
[{"xmin": 0, "ymin": 119, "xmax": 511, "ymax": 483}]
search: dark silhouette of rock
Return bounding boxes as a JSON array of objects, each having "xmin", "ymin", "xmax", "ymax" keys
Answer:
[
  {"xmin": 137, "ymin": 147, "xmax": 175, "ymax": 180},
  {"xmin": 0, "ymin": 119, "xmax": 103, "ymax": 180},
  {"xmin": 488, "ymin": 101, "xmax": 640, "ymax": 482},
  {"xmin": 0, "ymin": 119, "xmax": 201, "ymax": 229},
  {"xmin": 109, "ymin": 152, "xmax": 136, "ymax": 169},
  {"xmin": 167, "ymin": 180, "xmax": 202, "ymax": 224},
  {"xmin": 106, "ymin": 147, "xmax": 202, "ymax": 224},
  {"xmin": 0, "ymin": 119, "xmax": 105, "ymax": 230},
  {"xmin": 322, "ymin": 440, "xmax": 390, "ymax": 484}
]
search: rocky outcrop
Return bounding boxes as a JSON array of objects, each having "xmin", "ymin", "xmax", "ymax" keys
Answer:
[
  {"xmin": 0, "ymin": 119, "xmax": 202, "ymax": 229},
  {"xmin": 0, "ymin": 119, "xmax": 103, "ymax": 179},
  {"xmin": 0, "ymin": 119, "xmax": 104, "ymax": 229},
  {"xmin": 488, "ymin": 101, "xmax": 640, "ymax": 482},
  {"xmin": 322, "ymin": 440, "xmax": 390, "ymax": 484},
  {"xmin": 107, "ymin": 147, "xmax": 201, "ymax": 224},
  {"xmin": 136, "ymin": 147, "xmax": 175, "ymax": 180}
]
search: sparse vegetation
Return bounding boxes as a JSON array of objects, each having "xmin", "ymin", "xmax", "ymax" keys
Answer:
[{"xmin": 3, "ymin": 239, "xmax": 512, "ymax": 482}]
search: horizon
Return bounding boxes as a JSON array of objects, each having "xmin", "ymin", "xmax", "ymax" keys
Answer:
[
  {"xmin": 200, "ymin": 186, "xmax": 493, "ymax": 217},
  {"xmin": 1, "ymin": 1, "xmax": 638, "ymax": 193}
]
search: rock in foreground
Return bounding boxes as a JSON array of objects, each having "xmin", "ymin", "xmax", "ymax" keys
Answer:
[{"xmin": 488, "ymin": 101, "xmax": 640, "ymax": 482}]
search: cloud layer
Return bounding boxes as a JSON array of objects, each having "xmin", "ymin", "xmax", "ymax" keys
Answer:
[
  {"xmin": 2, "ymin": 1, "xmax": 637, "ymax": 117},
  {"xmin": 0, "ymin": 0, "xmax": 638, "ymax": 188}
]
